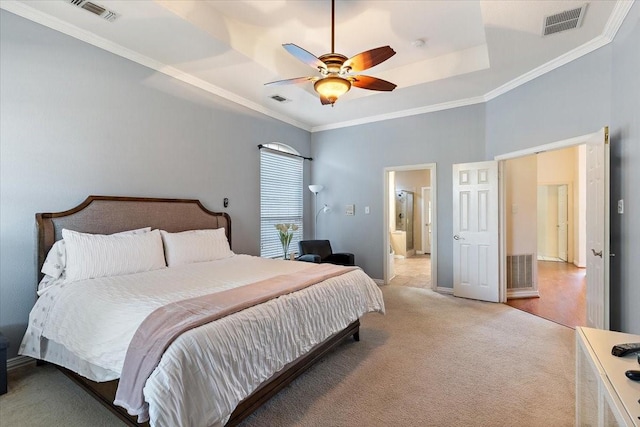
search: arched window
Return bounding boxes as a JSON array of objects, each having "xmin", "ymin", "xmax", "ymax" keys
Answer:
[{"xmin": 260, "ymin": 143, "xmax": 303, "ymax": 258}]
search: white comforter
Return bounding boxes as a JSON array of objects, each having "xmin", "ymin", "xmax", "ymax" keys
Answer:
[{"xmin": 20, "ymin": 254, "xmax": 385, "ymax": 427}]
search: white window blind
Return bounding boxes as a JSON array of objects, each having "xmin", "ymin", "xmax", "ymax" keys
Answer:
[{"xmin": 260, "ymin": 148, "xmax": 303, "ymax": 258}]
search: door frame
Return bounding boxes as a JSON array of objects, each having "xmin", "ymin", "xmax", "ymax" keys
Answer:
[
  {"xmin": 421, "ymin": 186, "xmax": 432, "ymax": 255},
  {"xmin": 383, "ymin": 163, "xmax": 437, "ymax": 289},
  {"xmin": 495, "ymin": 129, "xmax": 606, "ymax": 304},
  {"xmin": 537, "ymin": 182, "xmax": 572, "ymax": 262}
]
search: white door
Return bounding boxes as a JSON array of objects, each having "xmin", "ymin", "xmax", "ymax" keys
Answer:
[
  {"xmin": 557, "ymin": 184, "xmax": 568, "ymax": 261},
  {"xmin": 586, "ymin": 127, "xmax": 610, "ymax": 329},
  {"xmin": 453, "ymin": 161, "xmax": 499, "ymax": 302},
  {"xmin": 422, "ymin": 187, "xmax": 432, "ymax": 254}
]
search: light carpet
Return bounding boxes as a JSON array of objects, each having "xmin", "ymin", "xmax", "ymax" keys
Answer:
[{"xmin": 0, "ymin": 285, "xmax": 575, "ymax": 426}]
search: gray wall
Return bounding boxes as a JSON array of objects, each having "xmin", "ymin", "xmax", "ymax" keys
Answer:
[
  {"xmin": 0, "ymin": 11, "xmax": 311, "ymax": 358},
  {"xmin": 610, "ymin": 3, "xmax": 640, "ymax": 334},
  {"xmin": 312, "ymin": 4, "xmax": 639, "ymax": 334},
  {"xmin": 2, "ymin": 3, "xmax": 638, "ymax": 361},
  {"xmin": 311, "ymin": 105, "xmax": 486, "ymax": 282},
  {"xmin": 485, "ymin": 3, "xmax": 639, "ymax": 334},
  {"xmin": 484, "ymin": 46, "xmax": 611, "ymax": 159}
]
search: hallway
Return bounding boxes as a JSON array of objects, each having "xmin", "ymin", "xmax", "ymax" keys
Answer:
[{"xmin": 506, "ymin": 261, "xmax": 586, "ymax": 328}]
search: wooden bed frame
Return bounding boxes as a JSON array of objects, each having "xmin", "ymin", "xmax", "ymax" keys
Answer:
[{"xmin": 35, "ymin": 195, "xmax": 360, "ymax": 426}]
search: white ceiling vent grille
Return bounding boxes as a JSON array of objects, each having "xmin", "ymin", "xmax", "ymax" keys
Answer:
[
  {"xmin": 543, "ymin": 4, "xmax": 587, "ymax": 36},
  {"xmin": 67, "ymin": 0, "xmax": 119, "ymax": 22}
]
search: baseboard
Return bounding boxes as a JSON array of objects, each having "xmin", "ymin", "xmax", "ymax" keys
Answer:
[
  {"xmin": 507, "ymin": 289, "xmax": 540, "ymax": 299},
  {"xmin": 436, "ymin": 286, "xmax": 453, "ymax": 295},
  {"xmin": 7, "ymin": 355, "xmax": 35, "ymax": 371},
  {"xmin": 373, "ymin": 278, "xmax": 385, "ymax": 286},
  {"xmin": 416, "ymin": 251, "xmax": 424, "ymax": 255}
]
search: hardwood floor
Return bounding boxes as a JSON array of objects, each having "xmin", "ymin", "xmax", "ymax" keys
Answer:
[
  {"xmin": 506, "ymin": 261, "xmax": 586, "ymax": 328},
  {"xmin": 391, "ymin": 256, "xmax": 585, "ymax": 328}
]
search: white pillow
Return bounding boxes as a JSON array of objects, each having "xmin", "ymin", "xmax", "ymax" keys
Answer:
[
  {"xmin": 62, "ymin": 228, "xmax": 165, "ymax": 283},
  {"xmin": 40, "ymin": 227, "xmax": 151, "ymax": 280},
  {"xmin": 160, "ymin": 228, "xmax": 233, "ymax": 267},
  {"xmin": 41, "ymin": 240, "xmax": 67, "ymax": 280}
]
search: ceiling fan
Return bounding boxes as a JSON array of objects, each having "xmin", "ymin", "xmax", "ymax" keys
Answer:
[{"xmin": 265, "ymin": 0, "xmax": 397, "ymax": 106}]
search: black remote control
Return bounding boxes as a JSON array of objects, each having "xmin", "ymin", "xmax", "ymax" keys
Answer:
[
  {"xmin": 611, "ymin": 343, "xmax": 640, "ymax": 357},
  {"xmin": 625, "ymin": 370, "xmax": 640, "ymax": 381}
]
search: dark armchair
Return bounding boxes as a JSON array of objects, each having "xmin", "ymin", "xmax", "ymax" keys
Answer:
[{"xmin": 297, "ymin": 240, "xmax": 355, "ymax": 266}]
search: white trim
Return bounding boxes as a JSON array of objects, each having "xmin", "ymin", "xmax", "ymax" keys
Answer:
[
  {"xmin": 373, "ymin": 278, "xmax": 385, "ymax": 286},
  {"xmin": 0, "ymin": 1, "xmax": 311, "ymax": 132},
  {"xmin": 0, "ymin": 1, "xmax": 632, "ymax": 133},
  {"xmin": 507, "ymin": 289, "xmax": 541, "ymax": 299},
  {"xmin": 602, "ymin": 0, "xmax": 635, "ymax": 41},
  {"xmin": 383, "ymin": 163, "xmax": 437, "ymax": 289},
  {"xmin": 495, "ymin": 129, "xmax": 602, "ymax": 161},
  {"xmin": 498, "ymin": 161, "xmax": 507, "ymax": 303},
  {"xmin": 311, "ymin": 97, "xmax": 485, "ymax": 133},
  {"xmin": 436, "ymin": 286, "xmax": 454, "ymax": 295},
  {"xmin": 484, "ymin": 37, "xmax": 609, "ymax": 102},
  {"xmin": 484, "ymin": 1, "xmax": 633, "ymax": 103},
  {"xmin": 7, "ymin": 355, "xmax": 35, "ymax": 371},
  {"xmin": 496, "ymin": 128, "xmax": 607, "ymax": 316}
]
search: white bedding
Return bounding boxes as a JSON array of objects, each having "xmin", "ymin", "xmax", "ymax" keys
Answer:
[{"xmin": 20, "ymin": 254, "xmax": 384, "ymax": 427}]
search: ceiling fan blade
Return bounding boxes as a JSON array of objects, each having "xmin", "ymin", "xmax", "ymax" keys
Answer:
[
  {"xmin": 343, "ymin": 46, "xmax": 396, "ymax": 73},
  {"xmin": 350, "ymin": 75, "xmax": 397, "ymax": 92},
  {"xmin": 264, "ymin": 76, "xmax": 318, "ymax": 86},
  {"xmin": 283, "ymin": 44, "xmax": 327, "ymax": 71}
]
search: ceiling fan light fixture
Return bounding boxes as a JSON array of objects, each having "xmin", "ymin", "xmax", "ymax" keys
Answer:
[{"xmin": 314, "ymin": 76, "xmax": 351, "ymax": 105}]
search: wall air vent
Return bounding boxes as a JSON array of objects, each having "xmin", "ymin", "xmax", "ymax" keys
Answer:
[
  {"xmin": 506, "ymin": 254, "xmax": 534, "ymax": 289},
  {"xmin": 67, "ymin": 0, "xmax": 119, "ymax": 22},
  {"xmin": 543, "ymin": 4, "xmax": 587, "ymax": 36},
  {"xmin": 270, "ymin": 95, "xmax": 291, "ymax": 103}
]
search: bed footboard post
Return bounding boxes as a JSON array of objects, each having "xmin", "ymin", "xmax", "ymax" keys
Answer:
[{"xmin": 353, "ymin": 330, "xmax": 360, "ymax": 342}]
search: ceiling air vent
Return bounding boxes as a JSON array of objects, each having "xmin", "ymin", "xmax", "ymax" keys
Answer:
[
  {"xmin": 270, "ymin": 95, "xmax": 291, "ymax": 103},
  {"xmin": 543, "ymin": 4, "xmax": 587, "ymax": 36},
  {"xmin": 67, "ymin": 0, "xmax": 119, "ymax": 22}
]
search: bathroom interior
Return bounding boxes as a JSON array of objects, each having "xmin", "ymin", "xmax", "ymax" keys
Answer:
[{"xmin": 388, "ymin": 169, "xmax": 432, "ymax": 287}]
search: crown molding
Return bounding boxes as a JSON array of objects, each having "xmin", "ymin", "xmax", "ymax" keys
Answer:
[
  {"xmin": 310, "ymin": 96, "xmax": 486, "ymax": 133},
  {"xmin": 1, "ymin": 0, "xmax": 634, "ymax": 134},
  {"xmin": 484, "ymin": 0, "xmax": 634, "ymax": 102},
  {"xmin": 602, "ymin": 0, "xmax": 635, "ymax": 39},
  {"xmin": 0, "ymin": 1, "xmax": 312, "ymax": 132}
]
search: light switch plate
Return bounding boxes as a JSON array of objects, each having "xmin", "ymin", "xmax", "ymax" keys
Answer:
[
  {"xmin": 345, "ymin": 204, "xmax": 355, "ymax": 216},
  {"xmin": 618, "ymin": 199, "xmax": 624, "ymax": 214},
  {"xmin": 365, "ymin": 206, "xmax": 370, "ymax": 214}
]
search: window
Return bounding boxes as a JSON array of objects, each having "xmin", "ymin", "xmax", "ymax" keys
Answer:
[{"xmin": 260, "ymin": 143, "xmax": 303, "ymax": 258}]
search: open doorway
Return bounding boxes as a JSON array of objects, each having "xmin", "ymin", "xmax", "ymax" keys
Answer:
[
  {"xmin": 383, "ymin": 164, "xmax": 437, "ymax": 290},
  {"xmin": 501, "ymin": 145, "xmax": 587, "ymax": 328}
]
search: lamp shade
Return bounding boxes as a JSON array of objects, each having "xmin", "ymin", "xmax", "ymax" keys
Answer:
[
  {"xmin": 314, "ymin": 77, "xmax": 351, "ymax": 104},
  {"xmin": 308, "ymin": 184, "xmax": 324, "ymax": 194}
]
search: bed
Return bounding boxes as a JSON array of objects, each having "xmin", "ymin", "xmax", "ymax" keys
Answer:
[{"xmin": 20, "ymin": 195, "xmax": 385, "ymax": 426}]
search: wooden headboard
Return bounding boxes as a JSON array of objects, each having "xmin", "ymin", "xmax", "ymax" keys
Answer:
[{"xmin": 35, "ymin": 195, "xmax": 231, "ymax": 284}]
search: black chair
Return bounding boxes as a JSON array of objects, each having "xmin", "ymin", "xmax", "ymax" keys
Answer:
[{"xmin": 297, "ymin": 240, "xmax": 355, "ymax": 266}]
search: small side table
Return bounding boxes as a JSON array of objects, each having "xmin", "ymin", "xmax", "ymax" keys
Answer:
[{"xmin": 0, "ymin": 333, "xmax": 8, "ymax": 395}]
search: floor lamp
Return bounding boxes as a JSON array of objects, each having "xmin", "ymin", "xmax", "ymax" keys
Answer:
[{"xmin": 308, "ymin": 185, "xmax": 324, "ymax": 239}]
